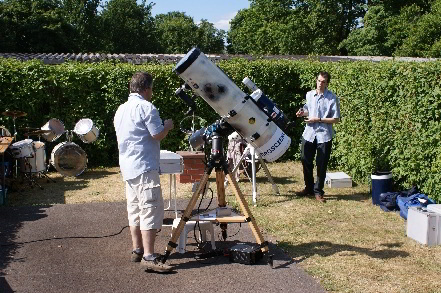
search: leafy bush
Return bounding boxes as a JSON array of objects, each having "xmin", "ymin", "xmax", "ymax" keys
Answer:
[{"xmin": 1, "ymin": 58, "xmax": 440, "ymax": 201}]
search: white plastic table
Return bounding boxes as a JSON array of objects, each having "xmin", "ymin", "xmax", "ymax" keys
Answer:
[{"xmin": 160, "ymin": 150, "xmax": 183, "ymax": 225}]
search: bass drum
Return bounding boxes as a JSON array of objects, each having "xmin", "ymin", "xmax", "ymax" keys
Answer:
[{"xmin": 51, "ymin": 142, "xmax": 87, "ymax": 177}]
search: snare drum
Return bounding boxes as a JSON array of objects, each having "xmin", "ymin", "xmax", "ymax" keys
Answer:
[
  {"xmin": 9, "ymin": 139, "xmax": 34, "ymax": 158},
  {"xmin": 51, "ymin": 142, "xmax": 87, "ymax": 176},
  {"xmin": 41, "ymin": 118, "xmax": 65, "ymax": 142},
  {"xmin": 20, "ymin": 141, "xmax": 46, "ymax": 173},
  {"xmin": 73, "ymin": 118, "xmax": 99, "ymax": 143}
]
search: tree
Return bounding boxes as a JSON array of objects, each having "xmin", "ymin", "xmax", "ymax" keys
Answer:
[
  {"xmin": 394, "ymin": 0, "xmax": 441, "ymax": 57},
  {"xmin": 100, "ymin": 0, "xmax": 157, "ymax": 53},
  {"xmin": 0, "ymin": 0, "xmax": 76, "ymax": 53},
  {"xmin": 227, "ymin": 0, "xmax": 368, "ymax": 55},
  {"xmin": 341, "ymin": 0, "xmax": 441, "ymax": 57},
  {"xmin": 338, "ymin": 5, "xmax": 392, "ymax": 56},
  {"xmin": 154, "ymin": 12, "xmax": 225, "ymax": 54},
  {"xmin": 154, "ymin": 12, "xmax": 198, "ymax": 54},
  {"xmin": 227, "ymin": 7, "xmax": 262, "ymax": 54},
  {"xmin": 227, "ymin": 0, "xmax": 295, "ymax": 54},
  {"xmin": 0, "ymin": 1, "xmax": 16, "ymax": 51},
  {"xmin": 60, "ymin": 0, "xmax": 101, "ymax": 52},
  {"xmin": 196, "ymin": 20, "xmax": 225, "ymax": 53}
]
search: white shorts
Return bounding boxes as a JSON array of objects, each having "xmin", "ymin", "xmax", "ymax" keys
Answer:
[{"xmin": 125, "ymin": 171, "xmax": 164, "ymax": 230}]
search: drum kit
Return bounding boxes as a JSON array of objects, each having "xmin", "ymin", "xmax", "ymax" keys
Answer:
[{"xmin": 1, "ymin": 110, "xmax": 100, "ymax": 189}]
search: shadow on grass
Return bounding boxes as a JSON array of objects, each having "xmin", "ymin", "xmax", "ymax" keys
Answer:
[
  {"xmin": 325, "ymin": 192, "xmax": 372, "ymax": 202},
  {"xmin": 74, "ymin": 169, "xmax": 120, "ymax": 179},
  {"xmin": 0, "ymin": 205, "xmax": 50, "ymax": 293},
  {"xmin": 278, "ymin": 240, "xmax": 409, "ymax": 263},
  {"xmin": 7, "ymin": 169, "xmax": 119, "ymax": 206},
  {"xmin": 255, "ymin": 176, "xmax": 297, "ymax": 185},
  {"xmin": 281, "ymin": 192, "xmax": 372, "ymax": 203}
]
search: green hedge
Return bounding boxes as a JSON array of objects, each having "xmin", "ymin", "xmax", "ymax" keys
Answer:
[{"xmin": 1, "ymin": 58, "xmax": 440, "ymax": 201}]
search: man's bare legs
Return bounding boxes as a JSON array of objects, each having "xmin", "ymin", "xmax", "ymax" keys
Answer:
[
  {"xmin": 130, "ymin": 226, "xmax": 143, "ymax": 251},
  {"xmin": 141, "ymin": 229, "xmax": 157, "ymax": 257},
  {"xmin": 130, "ymin": 226, "xmax": 157, "ymax": 256}
]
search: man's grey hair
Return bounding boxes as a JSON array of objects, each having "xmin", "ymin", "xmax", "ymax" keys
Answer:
[{"xmin": 130, "ymin": 71, "xmax": 153, "ymax": 93}]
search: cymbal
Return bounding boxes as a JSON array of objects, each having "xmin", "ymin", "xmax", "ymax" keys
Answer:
[
  {"xmin": 19, "ymin": 127, "xmax": 40, "ymax": 132},
  {"xmin": 2, "ymin": 110, "xmax": 27, "ymax": 118},
  {"xmin": 25, "ymin": 129, "xmax": 52, "ymax": 136}
]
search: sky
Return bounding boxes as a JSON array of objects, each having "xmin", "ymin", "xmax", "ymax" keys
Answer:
[{"xmin": 150, "ymin": 0, "xmax": 251, "ymax": 31}]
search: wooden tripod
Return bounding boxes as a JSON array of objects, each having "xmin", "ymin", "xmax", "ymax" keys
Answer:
[{"xmin": 161, "ymin": 136, "xmax": 270, "ymax": 265}]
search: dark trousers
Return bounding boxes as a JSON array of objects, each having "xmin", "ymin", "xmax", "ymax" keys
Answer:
[{"xmin": 301, "ymin": 138, "xmax": 333, "ymax": 196}]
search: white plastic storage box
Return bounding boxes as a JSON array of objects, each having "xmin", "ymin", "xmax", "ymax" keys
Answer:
[
  {"xmin": 427, "ymin": 204, "xmax": 441, "ymax": 215},
  {"xmin": 325, "ymin": 172, "xmax": 352, "ymax": 188},
  {"xmin": 407, "ymin": 206, "xmax": 440, "ymax": 246},
  {"xmin": 426, "ymin": 204, "xmax": 441, "ymax": 245},
  {"xmin": 159, "ymin": 150, "xmax": 184, "ymax": 174}
]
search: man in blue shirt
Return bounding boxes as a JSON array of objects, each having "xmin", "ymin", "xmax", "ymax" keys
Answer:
[
  {"xmin": 114, "ymin": 71, "xmax": 174, "ymax": 272},
  {"xmin": 296, "ymin": 71, "xmax": 340, "ymax": 203}
]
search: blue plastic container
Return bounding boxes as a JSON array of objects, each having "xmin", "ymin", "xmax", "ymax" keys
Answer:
[{"xmin": 371, "ymin": 171, "xmax": 393, "ymax": 205}]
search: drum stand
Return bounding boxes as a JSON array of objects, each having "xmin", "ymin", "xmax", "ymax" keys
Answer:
[
  {"xmin": 34, "ymin": 135, "xmax": 55, "ymax": 184},
  {"xmin": 20, "ymin": 144, "xmax": 55, "ymax": 190},
  {"xmin": 228, "ymin": 144, "xmax": 279, "ymax": 206},
  {"xmin": 160, "ymin": 134, "xmax": 272, "ymax": 266},
  {"xmin": 21, "ymin": 156, "xmax": 44, "ymax": 190},
  {"xmin": 35, "ymin": 165, "xmax": 56, "ymax": 184}
]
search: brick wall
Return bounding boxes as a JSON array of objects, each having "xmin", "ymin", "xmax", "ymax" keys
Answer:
[{"xmin": 176, "ymin": 151, "xmax": 206, "ymax": 184}]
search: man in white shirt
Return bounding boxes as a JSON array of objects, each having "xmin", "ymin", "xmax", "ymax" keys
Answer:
[
  {"xmin": 114, "ymin": 71, "xmax": 173, "ymax": 272},
  {"xmin": 296, "ymin": 71, "xmax": 340, "ymax": 203}
]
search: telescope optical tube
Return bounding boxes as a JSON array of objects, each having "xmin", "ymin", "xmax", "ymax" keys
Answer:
[{"xmin": 173, "ymin": 48, "xmax": 291, "ymax": 162}]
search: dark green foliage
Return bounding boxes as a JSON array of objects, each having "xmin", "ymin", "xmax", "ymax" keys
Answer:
[
  {"xmin": 0, "ymin": 0, "xmax": 77, "ymax": 53},
  {"xmin": 227, "ymin": 0, "xmax": 368, "ymax": 55},
  {"xmin": 1, "ymin": 58, "xmax": 440, "ymax": 201},
  {"xmin": 61, "ymin": 0, "xmax": 101, "ymax": 52},
  {"xmin": 154, "ymin": 12, "xmax": 225, "ymax": 54},
  {"xmin": 342, "ymin": 0, "xmax": 441, "ymax": 58},
  {"xmin": 99, "ymin": 0, "xmax": 158, "ymax": 53}
]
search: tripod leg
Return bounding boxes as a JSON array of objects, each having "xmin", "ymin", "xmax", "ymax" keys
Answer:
[
  {"xmin": 258, "ymin": 157, "xmax": 280, "ymax": 195},
  {"xmin": 224, "ymin": 148, "xmax": 248, "ymax": 187},
  {"xmin": 231, "ymin": 147, "xmax": 249, "ymax": 179},
  {"xmin": 226, "ymin": 173, "xmax": 269, "ymax": 254},
  {"xmin": 216, "ymin": 170, "xmax": 228, "ymax": 239},
  {"xmin": 216, "ymin": 170, "xmax": 226, "ymax": 207},
  {"xmin": 161, "ymin": 172, "xmax": 210, "ymax": 263}
]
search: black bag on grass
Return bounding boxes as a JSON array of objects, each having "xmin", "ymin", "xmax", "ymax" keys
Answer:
[
  {"xmin": 379, "ymin": 192, "xmax": 400, "ymax": 212},
  {"xmin": 379, "ymin": 186, "xmax": 420, "ymax": 212}
]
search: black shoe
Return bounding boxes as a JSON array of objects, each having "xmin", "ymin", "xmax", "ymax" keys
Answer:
[{"xmin": 296, "ymin": 188, "xmax": 314, "ymax": 196}]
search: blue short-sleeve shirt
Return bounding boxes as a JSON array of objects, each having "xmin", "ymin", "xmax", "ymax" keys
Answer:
[
  {"xmin": 302, "ymin": 89, "xmax": 340, "ymax": 143},
  {"xmin": 114, "ymin": 93, "xmax": 164, "ymax": 181}
]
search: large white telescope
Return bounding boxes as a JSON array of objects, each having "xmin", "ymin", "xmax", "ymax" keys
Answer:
[{"xmin": 173, "ymin": 48, "xmax": 291, "ymax": 162}]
